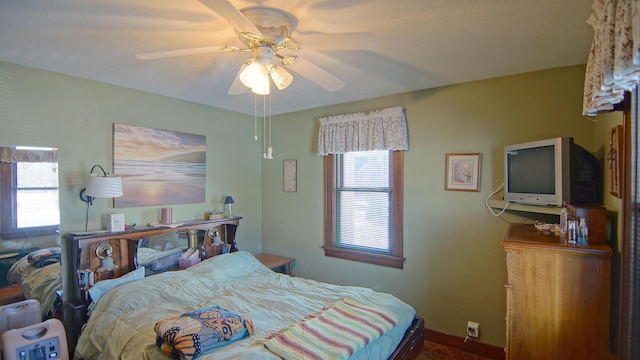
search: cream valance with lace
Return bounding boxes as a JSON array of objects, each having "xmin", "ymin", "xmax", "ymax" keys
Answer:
[
  {"xmin": 583, "ymin": 0, "xmax": 640, "ymax": 116},
  {"xmin": 317, "ymin": 107, "xmax": 408, "ymax": 155},
  {"xmin": 0, "ymin": 147, "xmax": 57, "ymax": 163}
]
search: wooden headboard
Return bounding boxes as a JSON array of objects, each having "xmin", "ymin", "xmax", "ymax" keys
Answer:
[{"xmin": 64, "ymin": 217, "xmax": 241, "ymax": 304}]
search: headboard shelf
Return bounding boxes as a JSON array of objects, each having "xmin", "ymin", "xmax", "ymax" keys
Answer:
[
  {"xmin": 64, "ymin": 217, "xmax": 242, "ymax": 303},
  {"xmin": 68, "ymin": 217, "xmax": 242, "ymax": 244}
]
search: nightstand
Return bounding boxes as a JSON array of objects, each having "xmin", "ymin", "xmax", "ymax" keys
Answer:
[
  {"xmin": 255, "ymin": 253, "xmax": 295, "ymax": 275},
  {"xmin": 65, "ymin": 299, "xmax": 89, "ymax": 356}
]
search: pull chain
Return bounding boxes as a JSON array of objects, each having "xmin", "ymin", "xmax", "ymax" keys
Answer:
[
  {"xmin": 267, "ymin": 94, "xmax": 273, "ymax": 159},
  {"xmin": 253, "ymin": 93, "xmax": 258, "ymax": 141}
]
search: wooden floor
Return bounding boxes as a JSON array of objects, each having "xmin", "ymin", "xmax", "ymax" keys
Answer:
[{"xmin": 417, "ymin": 341, "xmax": 494, "ymax": 360}]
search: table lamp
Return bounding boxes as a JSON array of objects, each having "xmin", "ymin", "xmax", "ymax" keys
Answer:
[{"xmin": 224, "ymin": 196, "xmax": 235, "ymax": 218}]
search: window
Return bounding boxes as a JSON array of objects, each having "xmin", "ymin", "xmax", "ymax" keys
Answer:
[
  {"xmin": 323, "ymin": 150, "xmax": 404, "ymax": 268},
  {"xmin": 1, "ymin": 147, "xmax": 59, "ymax": 239}
]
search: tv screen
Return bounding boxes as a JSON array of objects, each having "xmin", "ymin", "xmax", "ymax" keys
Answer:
[
  {"xmin": 506, "ymin": 145, "xmax": 555, "ymax": 195},
  {"xmin": 504, "ymin": 137, "xmax": 602, "ymax": 206}
]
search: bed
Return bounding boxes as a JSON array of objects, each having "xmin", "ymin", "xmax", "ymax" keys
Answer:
[
  {"xmin": 75, "ymin": 251, "xmax": 416, "ymax": 359},
  {"xmin": 68, "ymin": 219, "xmax": 424, "ymax": 360},
  {"xmin": 6, "ymin": 247, "xmax": 63, "ymax": 319}
]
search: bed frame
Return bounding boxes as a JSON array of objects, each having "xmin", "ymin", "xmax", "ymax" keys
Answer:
[
  {"xmin": 65, "ymin": 218, "xmax": 424, "ymax": 360},
  {"xmin": 0, "ymin": 284, "xmax": 26, "ymax": 306}
]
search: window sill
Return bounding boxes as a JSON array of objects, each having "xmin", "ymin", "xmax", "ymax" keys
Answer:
[
  {"xmin": 1, "ymin": 227, "xmax": 58, "ymax": 240},
  {"xmin": 323, "ymin": 246, "xmax": 404, "ymax": 269}
]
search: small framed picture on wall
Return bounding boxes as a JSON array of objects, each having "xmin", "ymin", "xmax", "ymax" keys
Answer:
[
  {"xmin": 283, "ymin": 159, "xmax": 297, "ymax": 192},
  {"xmin": 445, "ymin": 153, "xmax": 482, "ymax": 192},
  {"xmin": 608, "ymin": 125, "xmax": 624, "ymax": 198}
]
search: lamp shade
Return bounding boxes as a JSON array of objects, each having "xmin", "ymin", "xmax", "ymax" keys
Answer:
[
  {"xmin": 86, "ymin": 173, "xmax": 123, "ymax": 198},
  {"xmin": 224, "ymin": 196, "xmax": 235, "ymax": 205},
  {"xmin": 239, "ymin": 62, "xmax": 266, "ymax": 89},
  {"xmin": 252, "ymin": 73, "xmax": 271, "ymax": 95},
  {"xmin": 270, "ymin": 65, "xmax": 293, "ymax": 90}
]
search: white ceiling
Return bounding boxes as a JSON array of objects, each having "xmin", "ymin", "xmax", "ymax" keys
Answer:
[{"xmin": 0, "ymin": 0, "xmax": 595, "ymax": 116}]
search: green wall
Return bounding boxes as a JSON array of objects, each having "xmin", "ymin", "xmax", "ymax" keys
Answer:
[
  {"xmin": 261, "ymin": 64, "xmax": 622, "ymax": 347},
  {"xmin": 0, "ymin": 61, "xmax": 263, "ymax": 311},
  {"xmin": 0, "ymin": 61, "xmax": 623, "ymax": 348}
]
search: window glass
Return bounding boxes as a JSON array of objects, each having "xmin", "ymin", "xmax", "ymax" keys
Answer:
[
  {"xmin": 338, "ymin": 150, "xmax": 390, "ymax": 252},
  {"xmin": 1, "ymin": 146, "xmax": 59, "ymax": 239},
  {"xmin": 16, "ymin": 162, "xmax": 60, "ymax": 228},
  {"xmin": 324, "ymin": 150, "xmax": 404, "ymax": 268},
  {"xmin": 341, "ymin": 151, "xmax": 389, "ymax": 188}
]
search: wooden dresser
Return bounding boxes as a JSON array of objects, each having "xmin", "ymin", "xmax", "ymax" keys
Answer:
[{"xmin": 502, "ymin": 224, "xmax": 611, "ymax": 360}]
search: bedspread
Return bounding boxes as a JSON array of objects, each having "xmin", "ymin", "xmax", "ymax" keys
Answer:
[
  {"xmin": 20, "ymin": 263, "xmax": 61, "ymax": 318},
  {"xmin": 75, "ymin": 251, "xmax": 415, "ymax": 360},
  {"xmin": 7, "ymin": 250, "xmax": 62, "ymax": 318}
]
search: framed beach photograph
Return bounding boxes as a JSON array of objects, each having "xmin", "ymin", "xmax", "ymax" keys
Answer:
[
  {"xmin": 113, "ymin": 123, "xmax": 206, "ymax": 207},
  {"xmin": 445, "ymin": 153, "xmax": 481, "ymax": 192}
]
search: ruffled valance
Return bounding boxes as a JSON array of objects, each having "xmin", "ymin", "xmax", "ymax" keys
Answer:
[
  {"xmin": 583, "ymin": 0, "xmax": 640, "ymax": 116},
  {"xmin": 0, "ymin": 147, "xmax": 57, "ymax": 163},
  {"xmin": 317, "ymin": 107, "xmax": 408, "ymax": 155}
]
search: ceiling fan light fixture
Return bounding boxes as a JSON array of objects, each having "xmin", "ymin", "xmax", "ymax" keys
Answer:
[
  {"xmin": 252, "ymin": 71, "xmax": 271, "ymax": 95},
  {"xmin": 280, "ymin": 54, "xmax": 298, "ymax": 66},
  {"xmin": 239, "ymin": 7, "xmax": 297, "ymax": 46},
  {"xmin": 283, "ymin": 38, "xmax": 301, "ymax": 51},
  {"xmin": 239, "ymin": 61, "xmax": 266, "ymax": 89},
  {"xmin": 269, "ymin": 65, "xmax": 293, "ymax": 90}
]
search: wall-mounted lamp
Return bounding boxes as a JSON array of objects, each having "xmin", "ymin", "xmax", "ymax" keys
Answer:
[
  {"xmin": 80, "ymin": 165, "xmax": 123, "ymax": 231},
  {"xmin": 224, "ymin": 196, "xmax": 235, "ymax": 218}
]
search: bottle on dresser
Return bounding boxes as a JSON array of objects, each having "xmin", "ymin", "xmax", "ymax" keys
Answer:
[
  {"xmin": 560, "ymin": 201, "xmax": 568, "ymax": 234},
  {"xmin": 578, "ymin": 218, "xmax": 589, "ymax": 245},
  {"xmin": 568, "ymin": 220, "xmax": 578, "ymax": 245}
]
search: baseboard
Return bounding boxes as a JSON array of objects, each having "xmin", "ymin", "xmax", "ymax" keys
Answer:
[{"xmin": 423, "ymin": 327, "xmax": 505, "ymax": 360}]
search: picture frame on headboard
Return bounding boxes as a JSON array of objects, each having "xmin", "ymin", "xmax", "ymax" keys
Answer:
[
  {"xmin": 608, "ymin": 125, "xmax": 624, "ymax": 198},
  {"xmin": 445, "ymin": 153, "xmax": 481, "ymax": 192}
]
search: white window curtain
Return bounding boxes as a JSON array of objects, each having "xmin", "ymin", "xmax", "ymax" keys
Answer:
[
  {"xmin": 583, "ymin": 0, "xmax": 640, "ymax": 116},
  {"xmin": 317, "ymin": 106, "xmax": 408, "ymax": 155}
]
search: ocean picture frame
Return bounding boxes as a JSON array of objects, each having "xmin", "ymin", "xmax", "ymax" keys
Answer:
[{"xmin": 113, "ymin": 123, "xmax": 206, "ymax": 207}]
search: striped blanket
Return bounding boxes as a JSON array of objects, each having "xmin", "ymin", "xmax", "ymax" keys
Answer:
[{"xmin": 264, "ymin": 298, "xmax": 399, "ymax": 360}]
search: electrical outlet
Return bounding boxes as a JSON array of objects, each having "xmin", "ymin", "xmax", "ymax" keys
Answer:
[{"xmin": 467, "ymin": 321, "xmax": 480, "ymax": 338}]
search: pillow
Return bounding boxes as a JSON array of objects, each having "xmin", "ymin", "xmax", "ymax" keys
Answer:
[
  {"xmin": 7, "ymin": 254, "xmax": 30, "ymax": 284},
  {"xmin": 145, "ymin": 232, "xmax": 186, "ymax": 252},
  {"xmin": 88, "ymin": 267, "xmax": 145, "ymax": 304},
  {"xmin": 27, "ymin": 247, "xmax": 61, "ymax": 268},
  {"xmin": 154, "ymin": 306, "xmax": 254, "ymax": 360}
]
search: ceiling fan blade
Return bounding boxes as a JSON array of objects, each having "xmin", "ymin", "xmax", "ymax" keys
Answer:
[
  {"xmin": 199, "ymin": 0, "xmax": 262, "ymax": 35},
  {"xmin": 289, "ymin": 56, "xmax": 345, "ymax": 92},
  {"xmin": 136, "ymin": 46, "xmax": 227, "ymax": 60},
  {"xmin": 296, "ymin": 32, "xmax": 378, "ymax": 51},
  {"xmin": 228, "ymin": 62, "xmax": 249, "ymax": 95}
]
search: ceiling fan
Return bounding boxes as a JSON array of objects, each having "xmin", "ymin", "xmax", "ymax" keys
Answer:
[{"xmin": 135, "ymin": 0, "xmax": 377, "ymax": 95}]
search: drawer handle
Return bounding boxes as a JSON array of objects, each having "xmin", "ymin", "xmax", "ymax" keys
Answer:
[{"xmin": 504, "ymin": 284, "xmax": 511, "ymax": 289}]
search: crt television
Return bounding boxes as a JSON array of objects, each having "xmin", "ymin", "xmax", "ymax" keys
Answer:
[{"xmin": 504, "ymin": 137, "xmax": 602, "ymax": 206}]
